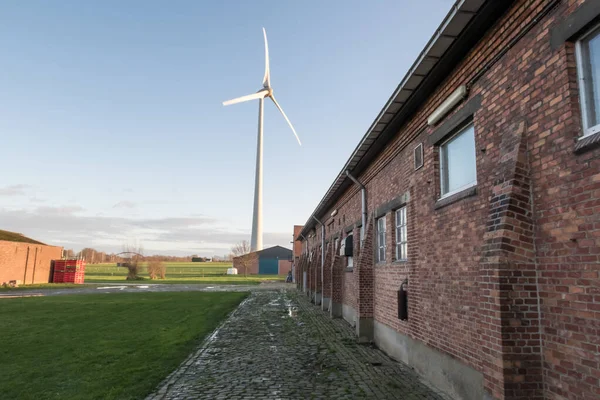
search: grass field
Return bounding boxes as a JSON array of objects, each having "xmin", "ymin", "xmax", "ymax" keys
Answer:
[
  {"xmin": 84, "ymin": 262, "xmax": 283, "ymax": 285},
  {"xmin": 0, "ymin": 292, "xmax": 247, "ymax": 400}
]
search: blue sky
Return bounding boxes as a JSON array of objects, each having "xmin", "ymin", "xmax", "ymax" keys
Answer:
[{"xmin": 0, "ymin": 0, "xmax": 453, "ymax": 256}]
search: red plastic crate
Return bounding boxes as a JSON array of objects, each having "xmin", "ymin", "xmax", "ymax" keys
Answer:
[{"xmin": 52, "ymin": 260, "xmax": 86, "ymax": 284}]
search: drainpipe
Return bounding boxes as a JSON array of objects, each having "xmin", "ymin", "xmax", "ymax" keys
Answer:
[
  {"xmin": 298, "ymin": 233, "xmax": 308, "ymax": 287},
  {"xmin": 312, "ymin": 216, "xmax": 325, "ymax": 305},
  {"xmin": 303, "ymin": 233, "xmax": 310, "ymax": 294},
  {"xmin": 345, "ymin": 170, "xmax": 366, "ymax": 245}
]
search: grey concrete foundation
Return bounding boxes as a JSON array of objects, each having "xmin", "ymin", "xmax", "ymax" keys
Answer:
[
  {"xmin": 374, "ymin": 320, "xmax": 484, "ymax": 400},
  {"xmin": 342, "ymin": 304, "xmax": 356, "ymax": 327},
  {"xmin": 356, "ymin": 317, "xmax": 374, "ymax": 341},
  {"xmin": 321, "ymin": 297, "xmax": 330, "ymax": 311},
  {"xmin": 330, "ymin": 302, "xmax": 342, "ymax": 318},
  {"xmin": 314, "ymin": 292, "xmax": 322, "ymax": 305}
]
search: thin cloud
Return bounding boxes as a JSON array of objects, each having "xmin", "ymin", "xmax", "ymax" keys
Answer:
[
  {"xmin": 113, "ymin": 201, "xmax": 137, "ymax": 209},
  {"xmin": 0, "ymin": 207, "xmax": 290, "ymax": 256},
  {"xmin": 0, "ymin": 184, "xmax": 30, "ymax": 196},
  {"xmin": 34, "ymin": 206, "xmax": 85, "ymax": 215}
]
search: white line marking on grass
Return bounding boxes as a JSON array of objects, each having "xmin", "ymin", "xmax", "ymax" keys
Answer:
[{"xmin": 97, "ymin": 286, "xmax": 127, "ymax": 290}]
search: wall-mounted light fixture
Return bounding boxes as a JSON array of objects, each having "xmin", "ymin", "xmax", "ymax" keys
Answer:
[{"xmin": 427, "ymin": 85, "xmax": 467, "ymax": 126}]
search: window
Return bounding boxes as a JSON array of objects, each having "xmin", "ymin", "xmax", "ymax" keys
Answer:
[
  {"xmin": 440, "ymin": 123, "xmax": 477, "ymax": 197},
  {"xmin": 576, "ymin": 25, "xmax": 600, "ymax": 137},
  {"xmin": 414, "ymin": 143, "xmax": 423, "ymax": 170},
  {"xmin": 395, "ymin": 207, "xmax": 407, "ymax": 261},
  {"xmin": 346, "ymin": 234, "xmax": 354, "ymax": 268},
  {"xmin": 377, "ymin": 216, "xmax": 386, "ymax": 263}
]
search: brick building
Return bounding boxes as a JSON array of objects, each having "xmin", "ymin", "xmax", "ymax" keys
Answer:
[
  {"xmin": 233, "ymin": 245, "xmax": 292, "ymax": 275},
  {"xmin": 295, "ymin": 1, "xmax": 600, "ymax": 399},
  {"xmin": 292, "ymin": 225, "xmax": 304, "ymax": 283},
  {"xmin": 0, "ymin": 230, "xmax": 63, "ymax": 285}
]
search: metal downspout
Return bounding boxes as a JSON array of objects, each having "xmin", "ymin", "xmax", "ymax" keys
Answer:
[
  {"xmin": 312, "ymin": 216, "xmax": 325, "ymax": 304},
  {"xmin": 299, "ymin": 233, "xmax": 308, "ymax": 288},
  {"xmin": 345, "ymin": 170, "xmax": 366, "ymax": 244}
]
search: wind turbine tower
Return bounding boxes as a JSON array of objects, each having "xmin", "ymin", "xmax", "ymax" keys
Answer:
[{"xmin": 223, "ymin": 28, "xmax": 301, "ymax": 251}]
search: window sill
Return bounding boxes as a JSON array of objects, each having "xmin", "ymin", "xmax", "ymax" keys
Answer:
[
  {"xmin": 574, "ymin": 130, "xmax": 600, "ymax": 154},
  {"xmin": 435, "ymin": 186, "xmax": 477, "ymax": 210},
  {"xmin": 392, "ymin": 259, "xmax": 408, "ymax": 264},
  {"xmin": 345, "ymin": 267, "xmax": 354, "ymax": 273}
]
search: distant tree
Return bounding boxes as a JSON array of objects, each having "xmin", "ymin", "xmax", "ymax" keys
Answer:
[
  {"xmin": 147, "ymin": 260, "xmax": 166, "ymax": 280},
  {"xmin": 77, "ymin": 248, "xmax": 99, "ymax": 263},
  {"xmin": 231, "ymin": 240, "xmax": 252, "ymax": 276},
  {"xmin": 121, "ymin": 243, "xmax": 144, "ymax": 280}
]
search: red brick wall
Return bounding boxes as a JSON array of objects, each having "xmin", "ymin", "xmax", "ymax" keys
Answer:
[
  {"xmin": 233, "ymin": 253, "xmax": 258, "ymax": 275},
  {"xmin": 293, "ymin": 225, "xmax": 303, "ymax": 258},
  {"xmin": 278, "ymin": 260, "xmax": 291, "ymax": 276},
  {"xmin": 300, "ymin": 1, "xmax": 600, "ymax": 399},
  {"xmin": 0, "ymin": 241, "xmax": 63, "ymax": 284}
]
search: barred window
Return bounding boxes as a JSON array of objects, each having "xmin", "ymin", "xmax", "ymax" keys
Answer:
[
  {"xmin": 395, "ymin": 207, "xmax": 407, "ymax": 261},
  {"xmin": 377, "ymin": 216, "xmax": 386, "ymax": 263}
]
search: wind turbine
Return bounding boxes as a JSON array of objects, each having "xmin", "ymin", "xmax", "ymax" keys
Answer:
[{"xmin": 223, "ymin": 28, "xmax": 301, "ymax": 252}]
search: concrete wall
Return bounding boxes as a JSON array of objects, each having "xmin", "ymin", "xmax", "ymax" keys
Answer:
[
  {"xmin": 342, "ymin": 304, "xmax": 356, "ymax": 327},
  {"xmin": 0, "ymin": 241, "xmax": 63, "ymax": 284},
  {"xmin": 374, "ymin": 321, "xmax": 484, "ymax": 400}
]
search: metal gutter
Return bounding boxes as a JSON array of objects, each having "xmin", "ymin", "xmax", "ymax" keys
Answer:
[
  {"xmin": 345, "ymin": 170, "xmax": 366, "ymax": 245},
  {"xmin": 298, "ymin": 0, "xmax": 515, "ymax": 240}
]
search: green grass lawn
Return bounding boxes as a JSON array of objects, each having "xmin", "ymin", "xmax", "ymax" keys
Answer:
[
  {"xmin": 0, "ymin": 292, "xmax": 247, "ymax": 400},
  {"xmin": 84, "ymin": 262, "xmax": 284, "ymax": 285}
]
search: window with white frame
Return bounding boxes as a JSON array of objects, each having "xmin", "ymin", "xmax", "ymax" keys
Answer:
[
  {"xmin": 440, "ymin": 122, "xmax": 477, "ymax": 197},
  {"xmin": 377, "ymin": 216, "xmax": 386, "ymax": 263},
  {"xmin": 576, "ymin": 25, "xmax": 600, "ymax": 137},
  {"xmin": 395, "ymin": 207, "xmax": 407, "ymax": 261}
]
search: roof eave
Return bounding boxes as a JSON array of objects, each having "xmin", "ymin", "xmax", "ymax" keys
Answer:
[{"xmin": 298, "ymin": 0, "xmax": 515, "ymax": 240}]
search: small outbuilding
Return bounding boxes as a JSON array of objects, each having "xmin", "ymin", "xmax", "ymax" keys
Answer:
[
  {"xmin": 233, "ymin": 245, "xmax": 292, "ymax": 276},
  {"xmin": 0, "ymin": 229, "xmax": 63, "ymax": 285}
]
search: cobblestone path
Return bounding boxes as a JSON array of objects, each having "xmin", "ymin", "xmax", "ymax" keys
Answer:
[{"xmin": 147, "ymin": 289, "xmax": 449, "ymax": 400}]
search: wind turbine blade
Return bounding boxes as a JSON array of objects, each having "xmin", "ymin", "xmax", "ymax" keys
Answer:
[
  {"xmin": 223, "ymin": 90, "xmax": 268, "ymax": 106},
  {"xmin": 270, "ymin": 95, "xmax": 301, "ymax": 146},
  {"xmin": 262, "ymin": 28, "xmax": 271, "ymax": 88}
]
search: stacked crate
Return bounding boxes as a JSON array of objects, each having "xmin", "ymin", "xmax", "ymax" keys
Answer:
[{"xmin": 53, "ymin": 260, "xmax": 86, "ymax": 284}]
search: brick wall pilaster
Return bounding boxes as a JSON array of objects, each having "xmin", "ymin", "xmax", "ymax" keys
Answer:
[
  {"xmin": 315, "ymin": 245, "xmax": 322, "ymax": 305},
  {"xmin": 322, "ymin": 242, "xmax": 333, "ymax": 311},
  {"xmin": 330, "ymin": 254, "xmax": 344, "ymax": 318},
  {"xmin": 309, "ymin": 246, "xmax": 321, "ymax": 303},
  {"xmin": 296, "ymin": 253, "xmax": 307, "ymax": 292},
  {"xmin": 480, "ymin": 120, "xmax": 542, "ymax": 400},
  {"xmin": 356, "ymin": 215, "xmax": 375, "ymax": 340}
]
